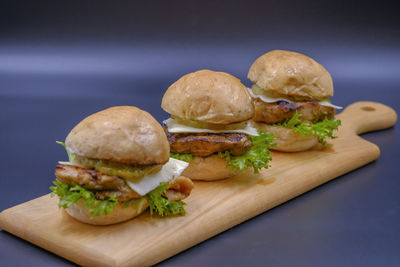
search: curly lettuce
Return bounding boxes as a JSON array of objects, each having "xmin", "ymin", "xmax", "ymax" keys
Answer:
[
  {"xmin": 50, "ymin": 180, "xmax": 186, "ymax": 217},
  {"xmin": 50, "ymin": 180, "xmax": 117, "ymax": 218},
  {"xmin": 54, "ymin": 144, "xmax": 187, "ymax": 217},
  {"xmin": 170, "ymin": 152, "xmax": 193, "ymax": 163},
  {"xmin": 219, "ymin": 131, "xmax": 276, "ymax": 174},
  {"xmin": 277, "ymin": 112, "xmax": 341, "ymax": 147},
  {"xmin": 56, "ymin": 141, "xmax": 76, "ymax": 162},
  {"xmin": 147, "ymin": 182, "xmax": 186, "ymax": 216}
]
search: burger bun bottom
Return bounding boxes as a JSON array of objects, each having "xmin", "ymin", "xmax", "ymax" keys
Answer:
[
  {"xmin": 65, "ymin": 198, "xmax": 149, "ymax": 225},
  {"xmin": 182, "ymin": 154, "xmax": 237, "ymax": 181},
  {"xmin": 252, "ymin": 122, "xmax": 319, "ymax": 152}
]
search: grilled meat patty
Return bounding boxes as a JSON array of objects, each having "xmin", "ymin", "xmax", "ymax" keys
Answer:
[
  {"xmin": 165, "ymin": 129, "xmax": 252, "ymax": 157},
  {"xmin": 55, "ymin": 164, "xmax": 141, "ymax": 201},
  {"xmin": 253, "ymin": 99, "xmax": 335, "ymax": 124},
  {"xmin": 55, "ymin": 164, "xmax": 193, "ymax": 202},
  {"xmin": 164, "ymin": 176, "xmax": 194, "ymax": 202}
]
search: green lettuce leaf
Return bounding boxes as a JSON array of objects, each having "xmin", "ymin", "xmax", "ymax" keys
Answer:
[
  {"xmin": 50, "ymin": 180, "xmax": 117, "ymax": 218},
  {"xmin": 219, "ymin": 130, "xmax": 276, "ymax": 174},
  {"xmin": 170, "ymin": 152, "xmax": 193, "ymax": 163},
  {"xmin": 56, "ymin": 141, "xmax": 76, "ymax": 162},
  {"xmin": 146, "ymin": 182, "xmax": 186, "ymax": 216},
  {"xmin": 277, "ymin": 112, "xmax": 341, "ymax": 147}
]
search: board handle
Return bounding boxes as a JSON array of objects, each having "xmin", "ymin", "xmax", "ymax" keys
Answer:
[{"xmin": 338, "ymin": 101, "xmax": 397, "ymax": 135}]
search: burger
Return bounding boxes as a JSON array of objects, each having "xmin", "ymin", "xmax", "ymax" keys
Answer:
[
  {"xmin": 161, "ymin": 69, "xmax": 276, "ymax": 181},
  {"xmin": 50, "ymin": 106, "xmax": 193, "ymax": 225},
  {"xmin": 247, "ymin": 50, "xmax": 342, "ymax": 152}
]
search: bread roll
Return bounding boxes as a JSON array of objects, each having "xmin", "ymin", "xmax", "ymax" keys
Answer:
[
  {"xmin": 65, "ymin": 198, "xmax": 149, "ymax": 226},
  {"xmin": 65, "ymin": 106, "xmax": 169, "ymax": 165},
  {"xmin": 251, "ymin": 122, "xmax": 318, "ymax": 152},
  {"xmin": 248, "ymin": 50, "xmax": 333, "ymax": 100},
  {"xmin": 162, "ymin": 70, "xmax": 254, "ymax": 124},
  {"xmin": 182, "ymin": 154, "xmax": 237, "ymax": 181}
]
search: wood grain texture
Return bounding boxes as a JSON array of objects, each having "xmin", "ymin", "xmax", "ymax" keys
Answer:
[{"xmin": 0, "ymin": 101, "xmax": 397, "ymax": 267}]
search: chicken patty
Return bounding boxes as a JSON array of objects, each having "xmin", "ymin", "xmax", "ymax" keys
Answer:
[
  {"xmin": 55, "ymin": 164, "xmax": 193, "ymax": 202},
  {"xmin": 253, "ymin": 99, "xmax": 335, "ymax": 124},
  {"xmin": 165, "ymin": 130, "xmax": 252, "ymax": 157}
]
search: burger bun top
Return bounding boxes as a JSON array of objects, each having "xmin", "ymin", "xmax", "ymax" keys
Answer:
[
  {"xmin": 248, "ymin": 50, "xmax": 333, "ymax": 100},
  {"xmin": 162, "ymin": 69, "xmax": 254, "ymax": 124},
  {"xmin": 65, "ymin": 106, "xmax": 170, "ymax": 165}
]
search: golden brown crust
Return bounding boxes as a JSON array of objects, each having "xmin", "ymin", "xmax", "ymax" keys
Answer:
[
  {"xmin": 251, "ymin": 122, "xmax": 318, "ymax": 152},
  {"xmin": 162, "ymin": 70, "xmax": 254, "ymax": 124},
  {"xmin": 165, "ymin": 130, "xmax": 252, "ymax": 157},
  {"xmin": 65, "ymin": 198, "xmax": 149, "ymax": 225},
  {"xmin": 55, "ymin": 164, "xmax": 142, "ymax": 202},
  {"xmin": 253, "ymin": 99, "xmax": 335, "ymax": 124},
  {"xmin": 248, "ymin": 50, "xmax": 333, "ymax": 100},
  {"xmin": 65, "ymin": 106, "xmax": 170, "ymax": 165},
  {"xmin": 182, "ymin": 154, "xmax": 236, "ymax": 181}
]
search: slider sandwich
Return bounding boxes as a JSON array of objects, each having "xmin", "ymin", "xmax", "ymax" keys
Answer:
[
  {"xmin": 162, "ymin": 69, "xmax": 276, "ymax": 181},
  {"xmin": 51, "ymin": 106, "xmax": 193, "ymax": 225},
  {"xmin": 247, "ymin": 50, "xmax": 342, "ymax": 152}
]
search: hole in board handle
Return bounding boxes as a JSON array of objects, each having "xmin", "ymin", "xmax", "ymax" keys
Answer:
[{"xmin": 361, "ymin": 106, "xmax": 375, "ymax": 111}]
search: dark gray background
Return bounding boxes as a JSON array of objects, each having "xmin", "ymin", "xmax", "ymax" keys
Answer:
[{"xmin": 1, "ymin": 1, "xmax": 399, "ymax": 266}]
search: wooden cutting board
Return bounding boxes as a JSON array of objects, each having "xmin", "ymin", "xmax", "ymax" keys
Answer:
[{"xmin": 0, "ymin": 101, "xmax": 397, "ymax": 266}]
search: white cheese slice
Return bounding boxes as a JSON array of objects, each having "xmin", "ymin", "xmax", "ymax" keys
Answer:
[
  {"xmin": 164, "ymin": 118, "xmax": 259, "ymax": 136},
  {"xmin": 317, "ymin": 101, "xmax": 343, "ymax": 109},
  {"xmin": 58, "ymin": 161, "xmax": 83, "ymax": 167},
  {"xmin": 247, "ymin": 88, "xmax": 343, "ymax": 109},
  {"xmin": 126, "ymin": 158, "xmax": 189, "ymax": 196}
]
